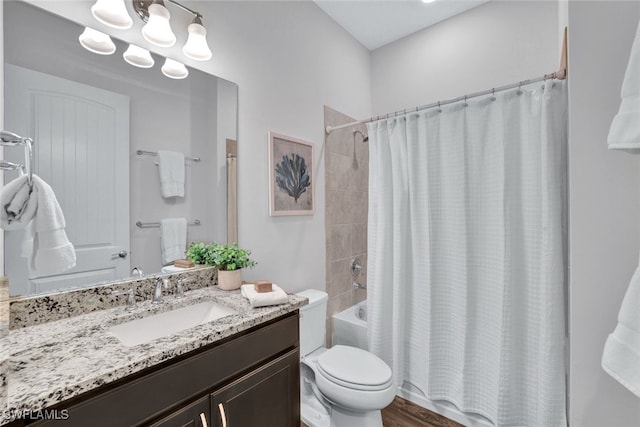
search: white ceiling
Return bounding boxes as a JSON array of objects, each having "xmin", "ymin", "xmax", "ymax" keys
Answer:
[{"xmin": 313, "ymin": 0, "xmax": 491, "ymax": 50}]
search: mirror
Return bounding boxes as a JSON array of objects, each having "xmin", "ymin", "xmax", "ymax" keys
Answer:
[{"xmin": 2, "ymin": 1, "xmax": 238, "ymax": 297}]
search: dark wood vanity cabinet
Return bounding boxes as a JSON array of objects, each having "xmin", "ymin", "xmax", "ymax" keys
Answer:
[
  {"xmin": 25, "ymin": 312, "xmax": 300, "ymax": 427},
  {"xmin": 210, "ymin": 350, "xmax": 299, "ymax": 427},
  {"xmin": 149, "ymin": 396, "xmax": 210, "ymax": 427}
]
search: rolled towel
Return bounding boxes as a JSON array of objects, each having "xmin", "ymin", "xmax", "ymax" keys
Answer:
[
  {"xmin": 155, "ymin": 150, "xmax": 185, "ymax": 198},
  {"xmin": 161, "ymin": 265, "xmax": 188, "ymax": 274},
  {"xmin": 241, "ymin": 283, "xmax": 289, "ymax": 308}
]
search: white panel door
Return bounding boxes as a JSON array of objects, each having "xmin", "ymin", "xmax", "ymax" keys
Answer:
[{"xmin": 4, "ymin": 64, "xmax": 130, "ymax": 296}]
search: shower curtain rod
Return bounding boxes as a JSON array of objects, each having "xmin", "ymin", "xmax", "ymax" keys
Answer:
[{"xmin": 326, "ymin": 28, "xmax": 568, "ymax": 135}]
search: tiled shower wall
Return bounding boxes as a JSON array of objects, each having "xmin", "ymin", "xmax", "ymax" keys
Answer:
[{"xmin": 324, "ymin": 106, "xmax": 368, "ymax": 344}]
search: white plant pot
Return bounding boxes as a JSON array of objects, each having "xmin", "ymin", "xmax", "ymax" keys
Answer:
[{"xmin": 217, "ymin": 269, "xmax": 242, "ymax": 290}]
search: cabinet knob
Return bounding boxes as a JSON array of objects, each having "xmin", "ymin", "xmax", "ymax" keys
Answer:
[
  {"xmin": 200, "ymin": 412, "xmax": 209, "ymax": 427},
  {"xmin": 218, "ymin": 403, "xmax": 228, "ymax": 427}
]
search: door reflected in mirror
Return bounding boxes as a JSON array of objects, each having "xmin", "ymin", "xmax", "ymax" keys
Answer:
[{"xmin": 2, "ymin": 1, "xmax": 238, "ymax": 297}]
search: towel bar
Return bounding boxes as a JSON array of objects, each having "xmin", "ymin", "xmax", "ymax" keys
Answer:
[
  {"xmin": 136, "ymin": 219, "xmax": 201, "ymax": 228},
  {"xmin": 136, "ymin": 149, "xmax": 200, "ymax": 162}
]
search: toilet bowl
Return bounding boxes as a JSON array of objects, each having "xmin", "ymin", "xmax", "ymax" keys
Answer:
[{"xmin": 297, "ymin": 290, "xmax": 395, "ymax": 427}]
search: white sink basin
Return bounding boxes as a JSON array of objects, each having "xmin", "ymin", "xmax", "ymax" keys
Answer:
[{"xmin": 108, "ymin": 301, "xmax": 237, "ymax": 347}]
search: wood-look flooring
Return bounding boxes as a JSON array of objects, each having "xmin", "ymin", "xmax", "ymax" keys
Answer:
[
  {"xmin": 381, "ymin": 397, "xmax": 464, "ymax": 427},
  {"xmin": 301, "ymin": 396, "xmax": 463, "ymax": 427}
]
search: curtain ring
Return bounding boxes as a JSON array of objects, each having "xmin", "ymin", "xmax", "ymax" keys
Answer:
[
  {"xmin": 490, "ymin": 88, "xmax": 496, "ymax": 101},
  {"xmin": 463, "ymin": 95, "xmax": 468, "ymax": 107},
  {"xmin": 437, "ymin": 101, "xmax": 442, "ymax": 113},
  {"xmin": 517, "ymin": 82, "xmax": 523, "ymax": 95}
]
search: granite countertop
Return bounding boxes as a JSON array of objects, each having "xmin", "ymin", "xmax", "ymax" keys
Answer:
[{"xmin": 0, "ymin": 286, "xmax": 307, "ymax": 425}]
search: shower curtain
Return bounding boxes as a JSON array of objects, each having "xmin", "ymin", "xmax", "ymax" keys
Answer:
[{"xmin": 367, "ymin": 80, "xmax": 567, "ymax": 427}]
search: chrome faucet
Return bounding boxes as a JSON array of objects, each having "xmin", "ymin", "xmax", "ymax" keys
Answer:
[
  {"xmin": 131, "ymin": 267, "xmax": 144, "ymax": 278},
  {"xmin": 153, "ymin": 276, "xmax": 169, "ymax": 304},
  {"xmin": 112, "ymin": 288, "xmax": 136, "ymax": 311},
  {"xmin": 176, "ymin": 277, "xmax": 196, "ymax": 299}
]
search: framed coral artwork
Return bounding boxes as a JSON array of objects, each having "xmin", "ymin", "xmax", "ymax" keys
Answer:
[{"xmin": 268, "ymin": 131, "xmax": 314, "ymax": 216}]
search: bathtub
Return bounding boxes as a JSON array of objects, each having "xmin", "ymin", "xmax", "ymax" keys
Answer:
[
  {"xmin": 331, "ymin": 300, "xmax": 367, "ymax": 350},
  {"xmin": 331, "ymin": 300, "xmax": 493, "ymax": 427}
]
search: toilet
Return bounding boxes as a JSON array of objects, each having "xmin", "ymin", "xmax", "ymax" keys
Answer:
[{"xmin": 297, "ymin": 289, "xmax": 395, "ymax": 427}]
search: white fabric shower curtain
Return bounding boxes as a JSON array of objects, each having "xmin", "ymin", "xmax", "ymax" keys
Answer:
[{"xmin": 367, "ymin": 80, "xmax": 567, "ymax": 427}]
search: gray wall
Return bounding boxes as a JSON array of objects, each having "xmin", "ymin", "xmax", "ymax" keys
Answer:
[
  {"xmin": 568, "ymin": 2, "xmax": 640, "ymax": 425},
  {"xmin": 371, "ymin": 1, "xmax": 560, "ymax": 116}
]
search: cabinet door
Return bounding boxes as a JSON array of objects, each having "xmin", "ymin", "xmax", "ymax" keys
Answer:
[
  {"xmin": 211, "ymin": 349, "xmax": 300, "ymax": 427},
  {"xmin": 149, "ymin": 396, "xmax": 210, "ymax": 427}
]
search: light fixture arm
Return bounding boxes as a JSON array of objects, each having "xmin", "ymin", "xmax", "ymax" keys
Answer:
[
  {"xmin": 132, "ymin": 0, "xmax": 201, "ymax": 23},
  {"xmin": 166, "ymin": 0, "xmax": 199, "ymax": 18}
]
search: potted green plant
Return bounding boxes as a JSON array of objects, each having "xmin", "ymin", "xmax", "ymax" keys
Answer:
[{"xmin": 186, "ymin": 242, "xmax": 256, "ymax": 290}]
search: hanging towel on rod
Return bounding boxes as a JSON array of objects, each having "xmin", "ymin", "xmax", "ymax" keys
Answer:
[
  {"xmin": 155, "ymin": 150, "xmax": 185, "ymax": 198},
  {"xmin": 609, "ymin": 21, "xmax": 640, "ymax": 149},
  {"xmin": 0, "ymin": 175, "xmax": 76, "ymax": 275},
  {"xmin": 602, "ymin": 259, "xmax": 640, "ymax": 398},
  {"xmin": 160, "ymin": 218, "xmax": 187, "ymax": 265}
]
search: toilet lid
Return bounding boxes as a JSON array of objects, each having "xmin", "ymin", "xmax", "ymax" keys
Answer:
[{"xmin": 316, "ymin": 345, "xmax": 392, "ymax": 388}]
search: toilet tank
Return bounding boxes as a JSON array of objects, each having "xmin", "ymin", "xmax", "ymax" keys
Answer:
[{"xmin": 296, "ymin": 289, "xmax": 328, "ymax": 357}]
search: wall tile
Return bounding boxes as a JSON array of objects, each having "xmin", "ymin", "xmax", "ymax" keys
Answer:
[
  {"xmin": 327, "ymin": 152, "xmax": 352, "ymax": 191},
  {"xmin": 328, "ymin": 224, "xmax": 350, "ymax": 261},
  {"xmin": 326, "ymin": 190, "xmax": 350, "ymax": 226},
  {"xmin": 325, "ymin": 106, "xmax": 368, "ymax": 341},
  {"xmin": 350, "ymin": 223, "xmax": 367, "ymax": 256}
]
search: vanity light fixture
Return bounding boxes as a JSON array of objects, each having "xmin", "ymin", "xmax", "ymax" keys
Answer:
[
  {"xmin": 183, "ymin": 14, "xmax": 212, "ymax": 61},
  {"xmin": 78, "ymin": 27, "xmax": 116, "ymax": 55},
  {"xmin": 161, "ymin": 58, "xmax": 189, "ymax": 79},
  {"xmin": 141, "ymin": 0, "xmax": 176, "ymax": 47},
  {"xmin": 132, "ymin": 0, "xmax": 213, "ymax": 61},
  {"xmin": 123, "ymin": 44, "xmax": 155, "ymax": 68},
  {"xmin": 90, "ymin": 0, "xmax": 133, "ymax": 29},
  {"xmin": 422, "ymin": 0, "xmax": 437, "ymax": 3}
]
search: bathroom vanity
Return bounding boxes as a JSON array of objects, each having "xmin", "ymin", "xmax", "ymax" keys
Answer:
[{"xmin": 1, "ymin": 278, "xmax": 306, "ymax": 427}]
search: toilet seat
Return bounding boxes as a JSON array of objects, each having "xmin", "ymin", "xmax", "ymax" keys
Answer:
[{"xmin": 316, "ymin": 345, "xmax": 393, "ymax": 391}]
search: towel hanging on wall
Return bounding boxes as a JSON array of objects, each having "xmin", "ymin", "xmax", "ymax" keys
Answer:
[
  {"xmin": 603, "ymin": 17, "xmax": 640, "ymax": 399},
  {"xmin": 609, "ymin": 20, "xmax": 640, "ymax": 149},
  {"xmin": 602, "ymin": 259, "xmax": 640, "ymax": 398},
  {"xmin": 0, "ymin": 174, "xmax": 76, "ymax": 275},
  {"xmin": 155, "ymin": 150, "xmax": 185, "ymax": 198},
  {"xmin": 160, "ymin": 218, "xmax": 187, "ymax": 265}
]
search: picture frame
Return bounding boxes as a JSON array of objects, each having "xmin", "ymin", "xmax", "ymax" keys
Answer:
[{"xmin": 268, "ymin": 131, "xmax": 315, "ymax": 216}]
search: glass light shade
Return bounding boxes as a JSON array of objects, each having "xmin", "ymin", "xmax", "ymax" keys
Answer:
[
  {"xmin": 183, "ymin": 22, "xmax": 212, "ymax": 61},
  {"xmin": 78, "ymin": 27, "xmax": 116, "ymax": 55},
  {"xmin": 91, "ymin": 0, "xmax": 132, "ymax": 29},
  {"xmin": 161, "ymin": 58, "xmax": 188, "ymax": 79},
  {"xmin": 123, "ymin": 44, "xmax": 155, "ymax": 68},
  {"xmin": 142, "ymin": 3, "xmax": 176, "ymax": 47}
]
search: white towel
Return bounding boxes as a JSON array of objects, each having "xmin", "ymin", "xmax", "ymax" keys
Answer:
[
  {"xmin": 160, "ymin": 218, "xmax": 187, "ymax": 265},
  {"xmin": 241, "ymin": 284, "xmax": 289, "ymax": 308},
  {"xmin": 161, "ymin": 265, "xmax": 188, "ymax": 274},
  {"xmin": 0, "ymin": 175, "xmax": 76, "ymax": 275},
  {"xmin": 602, "ymin": 264, "xmax": 640, "ymax": 398},
  {"xmin": 609, "ymin": 20, "xmax": 640, "ymax": 149},
  {"xmin": 155, "ymin": 150, "xmax": 185, "ymax": 198}
]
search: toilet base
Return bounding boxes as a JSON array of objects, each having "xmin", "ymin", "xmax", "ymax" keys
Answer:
[
  {"xmin": 301, "ymin": 371, "xmax": 330, "ymax": 427},
  {"xmin": 331, "ymin": 406, "xmax": 383, "ymax": 427},
  {"xmin": 301, "ymin": 371, "xmax": 385, "ymax": 427}
]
